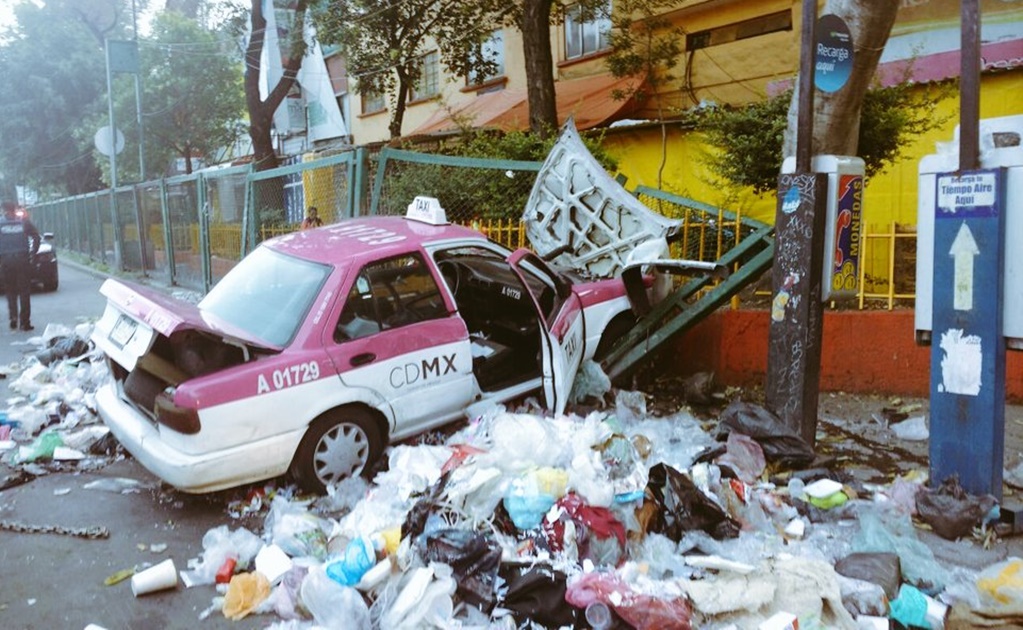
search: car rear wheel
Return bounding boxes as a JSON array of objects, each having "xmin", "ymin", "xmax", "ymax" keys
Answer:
[{"xmin": 290, "ymin": 407, "xmax": 383, "ymax": 494}]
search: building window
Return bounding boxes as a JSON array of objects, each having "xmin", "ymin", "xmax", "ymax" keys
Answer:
[
  {"xmin": 411, "ymin": 51, "xmax": 440, "ymax": 101},
  {"xmin": 467, "ymin": 30, "xmax": 505, "ymax": 87},
  {"xmin": 565, "ymin": 2, "xmax": 611, "ymax": 60},
  {"xmin": 687, "ymin": 10, "xmax": 792, "ymax": 51},
  {"xmin": 361, "ymin": 89, "xmax": 385, "ymax": 115}
]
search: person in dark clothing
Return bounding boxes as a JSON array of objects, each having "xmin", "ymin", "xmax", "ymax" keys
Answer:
[{"xmin": 0, "ymin": 201, "xmax": 41, "ymax": 331}]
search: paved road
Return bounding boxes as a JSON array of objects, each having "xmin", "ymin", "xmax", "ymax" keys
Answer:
[{"xmin": 0, "ymin": 263, "xmax": 266, "ymax": 630}]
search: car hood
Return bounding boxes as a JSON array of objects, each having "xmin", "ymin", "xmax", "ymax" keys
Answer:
[
  {"xmin": 99, "ymin": 279, "xmax": 283, "ymax": 352},
  {"xmin": 522, "ymin": 119, "xmax": 682, "ymax": 279}
]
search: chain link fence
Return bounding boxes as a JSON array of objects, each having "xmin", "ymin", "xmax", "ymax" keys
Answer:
[
  {"xmin": 27, "ymin": 146, "xmax": 913, "ymax": 309},
  {"xmin": 370, "ymin": 148, "xmax": 541, "ymax": 250}
]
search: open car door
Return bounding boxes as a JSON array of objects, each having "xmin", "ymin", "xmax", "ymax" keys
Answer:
[{"xmin": 507, "ymin": 249, "xmax": 584, "ymax": 415}]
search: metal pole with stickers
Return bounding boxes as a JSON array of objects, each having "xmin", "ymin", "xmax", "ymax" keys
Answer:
[{"xmin": 914, "ymin": 0, "xmax": 1022, "ymax": 497}]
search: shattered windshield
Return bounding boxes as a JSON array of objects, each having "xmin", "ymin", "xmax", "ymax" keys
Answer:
[{"xmin": 199, "ymin": 246, "xmax": 331, "ymax": 346}]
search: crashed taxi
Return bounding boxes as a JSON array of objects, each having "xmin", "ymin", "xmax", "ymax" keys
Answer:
[{"xmin": 91, "ymin": 197, "xmax": 637, "ymax": 493}]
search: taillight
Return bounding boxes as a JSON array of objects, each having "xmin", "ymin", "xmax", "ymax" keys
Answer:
[{"xmin": 154, "ymin": 390, "xmax": 201, "ymax": 434}]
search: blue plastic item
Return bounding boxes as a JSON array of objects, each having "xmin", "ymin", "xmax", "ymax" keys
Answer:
[
  {"xmin": 325, "ymin": 536, "xmax": 376, "ymax": 586},
  {"xmin": 503, "ymin": 492, "xmax": 555, "ymax": 530},
  {"xmin": 889, "ymin": 583, "xmax": 928, "ymax": 629}
]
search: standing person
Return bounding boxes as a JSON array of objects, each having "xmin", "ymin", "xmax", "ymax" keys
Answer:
[
  {"xmin": 301, "ymin": 206, "xmax": 323, "ymax": 230},
  {"xmin": 0, "ymin": 201, "xmax": 40, "ymax": 331}
]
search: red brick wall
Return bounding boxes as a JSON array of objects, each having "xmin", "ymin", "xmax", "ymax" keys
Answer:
[{"xmin": 666, "ymin": 309, "xmax": 1023, "ymax": 403}]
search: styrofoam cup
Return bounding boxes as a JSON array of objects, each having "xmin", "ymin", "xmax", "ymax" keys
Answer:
[{"xmin": 131, "ymin": 558, "xmax": 178, "ymax": 596}]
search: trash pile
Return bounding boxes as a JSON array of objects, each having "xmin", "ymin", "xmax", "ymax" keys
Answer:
[
  {"xmin": 0, "ymin": 323, "xmax": 113, "ymax": 488},
  {"xmin": 1, "ymin": 327, "xmax": 1021, "ymax": 629},
  {"xmin": 167, "ymin": 377, "xmax": 1016, "ymax": 629}
]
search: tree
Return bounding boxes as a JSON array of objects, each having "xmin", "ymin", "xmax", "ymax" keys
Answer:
[
  {"xmin": 314, "ymin": 0, "xmax": 499, "ymax": 139},
  {"xmin": 244, "ymin": 0, "xmax": 309, "ymax": 171},
  {"xmin": 605, "ymin": 0, "xmax": 683, "ymax": 188},
  {"xmin": 696, "ymin": 0, "xmax": 950, "ymax": 194},
  {"xmin": 0, "ymin": 1, "xmax": 134, "ymax": 195},
  {"xmin": 105, "ymin": 10, "xmax": 246, "ymax": 180},
  {"xmin": 478, "ymin": 0, "xmax": 610, "ymax": 139},
  {"xmin": 783, "ymin": 0, "xmax": 900, "ymax": 158}
]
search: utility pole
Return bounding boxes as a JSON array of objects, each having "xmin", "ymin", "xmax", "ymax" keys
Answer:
[{"xmin": 764, "ymin": 0, "xmax": 830, "ymax": 445}]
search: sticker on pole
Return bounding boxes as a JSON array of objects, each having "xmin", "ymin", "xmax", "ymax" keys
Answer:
[
  {"xmin": 815, "ymin": 14, "xmax": 853, "ymax": 93},
  {"xmin": 938, "ymin": 328, "xmax": 982, "ymax": 396},
  {"xmin": 937, "ymin": 172, "xmax": 998, "ymax": 216}
]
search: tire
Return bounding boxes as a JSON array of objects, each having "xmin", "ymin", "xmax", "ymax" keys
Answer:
[{"xmin": 290, "ymin": 406, "xmax": 384, "ymax": 494}]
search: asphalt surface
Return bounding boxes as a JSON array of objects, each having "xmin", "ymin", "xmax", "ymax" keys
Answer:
[
  {"xmin": 0, "ymin": 262, "xmax": 267, "ymax": 630},
  {"xmin": 1, "ymin": 259, "xmax": 1022, "ymax": 629}
]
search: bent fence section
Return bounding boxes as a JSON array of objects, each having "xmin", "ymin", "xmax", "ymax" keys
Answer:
[{"xmin": 27, "ymin": 148, "xmax": 915, "ymax": 309}]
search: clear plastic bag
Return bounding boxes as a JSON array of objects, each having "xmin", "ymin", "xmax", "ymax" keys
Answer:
[
  {"xmin": 264, "ymin": 495, "xmax": 330, "ymax": 560},
  {"xmin": 300, "ymin": 565, "xmax": 371, "ymax": 630},
  {"xmin": 181, "ymin": 525, "xmax": 264, "ymax": 587}
]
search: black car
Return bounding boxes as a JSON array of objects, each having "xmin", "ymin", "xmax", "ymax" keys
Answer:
[{"xmin": 0, "ymin": 233, "xmax": 59, "ymax": 293}]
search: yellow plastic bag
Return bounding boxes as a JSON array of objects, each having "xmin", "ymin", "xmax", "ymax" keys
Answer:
[
  {"xmin": 977, "ymin": 558, "xmax": 1023, "ymax": 607},
  {"xmin": 222, "ymin": 572, "xmax": 271, "ymax": 620}
]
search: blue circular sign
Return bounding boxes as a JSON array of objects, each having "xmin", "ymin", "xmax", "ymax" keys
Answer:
[{"xmin": 815, "ymin": 14, "xmax": 853, "ymax": 93}]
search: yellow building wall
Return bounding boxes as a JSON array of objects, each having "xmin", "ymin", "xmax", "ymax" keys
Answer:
[{"xmin": 605, "ymin": 70, "xmax": 1023, "ymax": 228}]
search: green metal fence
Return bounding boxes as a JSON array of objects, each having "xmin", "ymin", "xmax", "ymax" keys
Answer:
[
  {"xmin": 26, "ymin": 146, "xmax": 915, "ymax": 310},
  {"xmin": 371, "ymin": 147, "xmax": 542, "ymax": 227},
  {"xmin": 28, "ymin": 148, "xmax": 540, "ymax": 294}
]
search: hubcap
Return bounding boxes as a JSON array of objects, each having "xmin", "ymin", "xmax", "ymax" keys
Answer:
[{"xmin": 312, "ymin": 423, "xmax": 370, "ymax": 485}]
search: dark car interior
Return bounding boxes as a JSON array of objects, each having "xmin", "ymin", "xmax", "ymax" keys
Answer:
[{"xmin": 434, "ymin": 247, "xmax": 544, "ymax": 391}]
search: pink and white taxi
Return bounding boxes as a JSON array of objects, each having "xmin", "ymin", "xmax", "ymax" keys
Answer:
[{"xmin": 91, "ymin": 198, "xmax": 637, "ymax": 493}]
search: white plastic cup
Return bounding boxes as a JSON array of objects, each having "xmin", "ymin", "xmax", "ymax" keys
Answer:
[
  {"xmin": 131, "ymin": 558, "xmax": 178, "ymax": 596},
  {"xmin": 585, "ymin": 602, "xmax": 613, "ymax": 630}
]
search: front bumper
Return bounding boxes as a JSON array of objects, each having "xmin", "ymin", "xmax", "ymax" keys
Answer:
[{"xmin": 95, "ymin": 382, "xmax": 305, "ymax": 493}]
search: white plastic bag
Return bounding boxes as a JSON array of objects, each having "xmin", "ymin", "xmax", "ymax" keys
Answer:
[{"xmin": 300, "ymin": 565, "xmax": 371, "ymax": 629}]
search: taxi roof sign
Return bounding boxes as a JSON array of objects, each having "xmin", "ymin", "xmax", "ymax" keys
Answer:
[{"xmin": 406, "ymin": 196, "xmax": 449, "ymax": 225}]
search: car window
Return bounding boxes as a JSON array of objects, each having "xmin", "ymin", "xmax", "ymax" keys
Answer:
[
  {"xmin": 199, "ymin": 246, "xmax": 331, "ymax": 346},
  {"xmin": 335, "ymin": 253, "xmax": 447, "ymax": 342}
]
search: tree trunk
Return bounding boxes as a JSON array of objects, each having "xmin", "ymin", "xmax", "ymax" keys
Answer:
[
  {"xmin": 244, "ymin": 0, "xmax": 307, "ymax": 172},
  {"xmin": 389, "ymin": 69, "xmax": 411, "ymax": 139},
  {"xmin": 783, "ymin": 0, "xmax": 899, "ymax": 157},
  {"xmin": 520, "ymin": 0, "xmax": 558, "ymax": 138}
]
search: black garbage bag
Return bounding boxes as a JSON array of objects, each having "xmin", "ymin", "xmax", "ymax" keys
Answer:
[
  {"xmin": 498, "ymin": 564, "xmax": 579, "ymax": 628},
  {"xmin": 35, "ymin": 335, "xmax": 92, "ymax": 366},
  {"xmin": 644, "ymin": 463, "xmax": 740, "ymax": 541},
  {"xmin": 401, "ymin": 471, "xmax": 451, "ymax": 542},
  {"xmin": 717, "ymin": 400, "xmax": 816, "ymax": 467},
  {"xmin": 916, "ymin": 474, "xmax": 998, "ymax": 540},
  {"xmin": 423, "ymin": 529, "xmax": 502, "ymax": 609},
  {"xmin": 834, "ymin": 551, "xmax": 902, "ymax": 601}
]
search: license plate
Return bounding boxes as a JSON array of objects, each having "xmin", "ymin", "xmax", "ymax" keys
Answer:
[{"xmin": 109, "ymin": 314, "xmax": 138, "ymax": 348}]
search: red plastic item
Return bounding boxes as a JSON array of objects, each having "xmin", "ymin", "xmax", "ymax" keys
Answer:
[{"xmin": 215, "ymin": 557, "xmax": 237, "ymax": 584}]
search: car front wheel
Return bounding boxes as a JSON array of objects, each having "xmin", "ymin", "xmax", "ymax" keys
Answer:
[{"xmin": 290, "ymin": 407, "xmax": 383, "ymax": 494}]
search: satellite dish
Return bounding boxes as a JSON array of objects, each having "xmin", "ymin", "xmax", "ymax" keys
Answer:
[{"xmin": 94, "ymin": 126, "xmax": 125, "ymax": 156}]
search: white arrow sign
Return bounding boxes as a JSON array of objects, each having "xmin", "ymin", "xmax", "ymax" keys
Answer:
[{"xmin": 950, "ymin": 222, "xmax": 979, "ymax": 311}]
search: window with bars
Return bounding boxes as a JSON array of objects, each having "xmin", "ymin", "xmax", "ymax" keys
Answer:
[
  {"xmin": 467, "ymin": 30, "xmax": 506, "ymax": 89},
  {"xmin": 687, "ymin": 10, "xmax": 792, "ymax": 51},
  {"xmin": 361, "ymin": 89, "xmax": 385, "ymax": 115},
  {"xmin": 565, "ymin": 1, "xmax": 611, "ymax": 60},
  {"xmin": 411, "ymin": 51, "xmax": 440, "ymax": 101}
]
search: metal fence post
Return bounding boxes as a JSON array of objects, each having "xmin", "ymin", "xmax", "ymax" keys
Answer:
[{"xmin": 352, "ymin": 146, "xmax": 368, "ymax": 217}]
